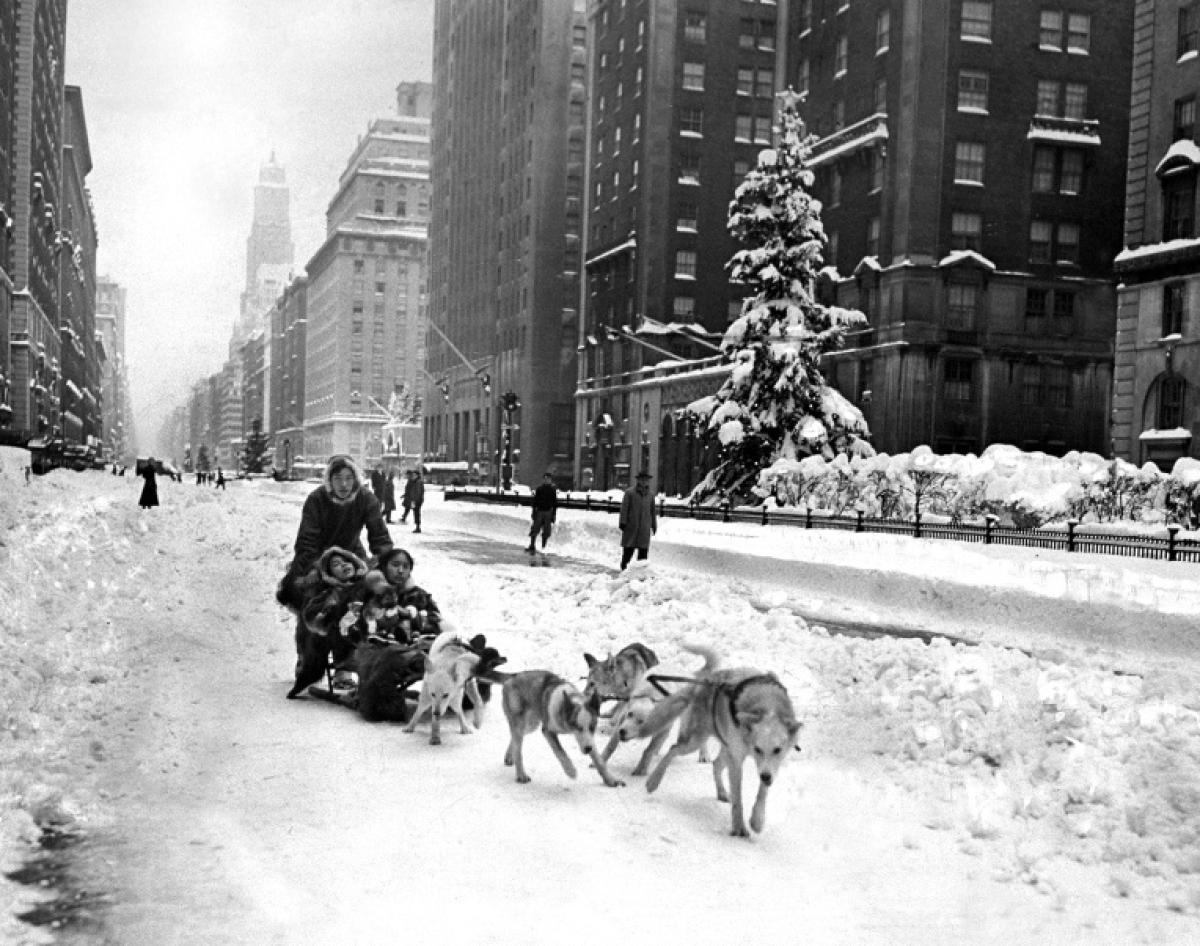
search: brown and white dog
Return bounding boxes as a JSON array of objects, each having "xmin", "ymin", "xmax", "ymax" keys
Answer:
[
  {"xmin": 501, "ymin": 670, "xmax": 625, "ymax": 787},
  {"xmin": 636, "ymin": 643, "xmax": 802, "ymax": 837},
  {"xmin": 600, "ymin": 665, "xmax": 711, "ymax": 775},
  {"xmin": 583, "ymin": 642, "xmax": 659, "ymax": 703}
]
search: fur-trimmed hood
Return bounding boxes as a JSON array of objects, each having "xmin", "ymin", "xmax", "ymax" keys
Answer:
[
  {"xmin": 315, "ymin": 546, "xmax": 368, "ymax": 586},
  {"xmin": 323, "ymin": 454, "xmax": 365, "ymax": 505}
]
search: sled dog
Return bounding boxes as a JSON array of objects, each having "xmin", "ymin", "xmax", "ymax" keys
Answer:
[
  {"xmin": 600, "ymin": 664, "xmax": 713, "ymax": 775},
  {"xmin": 353, "ymin": 642, "xmax": 426, "ymax": 723},
  {"xmin": 583, "ymin": 642, "xmax": 659, "ymax": 702},
  {"xmin": 501, "ymin": 670, "xmax": 625, "ymax": 787},
  {"xmin": 637, "ymin": 643, "xmax": 802, "ymax": 837},
  {"xmin": 403, "ymin": 630, "xmax": 486, "ymax": 744}
]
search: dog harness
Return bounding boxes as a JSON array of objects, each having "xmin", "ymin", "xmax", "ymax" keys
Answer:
[{"xmin": 716, "ymin": 674, "xmax": 790, "ymax": 735}]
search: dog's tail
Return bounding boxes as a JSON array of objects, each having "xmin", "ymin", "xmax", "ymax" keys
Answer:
[
  {"xmin": 477, "ymin": 668, "xmax": 514, "ymax": 685},
  {"xmin": 681, "ymin": 642, "xmax": 721, "ymax": 676}
]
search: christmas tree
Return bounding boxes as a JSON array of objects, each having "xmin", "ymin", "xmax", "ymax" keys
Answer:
[
  {"xmin": 688, "ymin": 90, "xmax": 872, "ymax": 504},
  {"xmin": 241, "ymin": 418, "xmax": 270, "ymax": 474}
]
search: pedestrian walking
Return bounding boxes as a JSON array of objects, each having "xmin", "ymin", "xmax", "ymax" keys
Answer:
[
  {"xmin": 618, "ymin": 470, "xmax": 657, "ymax": 570},
  {"xmin": 526, "ymin": 471, "xmax": 558, "ymax": 562},
  {"xmin": 137, "ymin": 458, "xmax": 160, "ymax": 509},
  {"xmin": 215, "ymin": 467, "xmax": 227, "ymax": 490},
  {"xmin": 402, "ymin": 468, "xmax": 425, "ymax": 533},
  {"xmin": 382, "ymin": 468, "xmax": 397, "ymax": 523},
  {"xmin": 370, "ymin": 465, "xmax": 385, "ymax": 500}
]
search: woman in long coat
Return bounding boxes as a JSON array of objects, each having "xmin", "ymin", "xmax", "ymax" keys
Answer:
[{"xmin": 138, "ymin": 459, "xmax": 159, "ymax": 509}]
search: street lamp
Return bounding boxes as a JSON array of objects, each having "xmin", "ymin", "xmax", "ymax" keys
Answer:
[{"xmin": 498, "ymin": 391, "xmax": 520, "ymax": 492}]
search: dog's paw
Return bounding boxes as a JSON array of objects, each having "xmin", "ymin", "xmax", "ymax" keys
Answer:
[
  {"xmin": 401, "ymin": 724, "xmax": 416, "ymax": 733},
  {"xmin": 730, "ymin": 822, "xmax": 751, "ymax": 838},
  {"xmin": 429, "ymin": 735, "xmax": 442, "ymax": 746},
  {"xmin": 607, "ymin": 778, "xmax": 626, "ymax": 788},
  {"xmin": 516, "ymin": 774, "xmax": 531, "ymax": 784}
]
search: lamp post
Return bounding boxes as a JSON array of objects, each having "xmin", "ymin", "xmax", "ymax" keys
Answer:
[{"xmin": 499, "ymin": 391, "xmax": 520, "ymax": 492}]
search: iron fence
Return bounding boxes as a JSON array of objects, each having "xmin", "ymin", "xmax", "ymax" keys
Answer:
[{"xmin": 444, "ymin": 487, "xmax": 1200, "ymax": 564}]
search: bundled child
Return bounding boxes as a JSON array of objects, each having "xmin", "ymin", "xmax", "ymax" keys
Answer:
[
  {"xmin": 300, "ymin": 547, "xmax": 369, "ymax": 688},
  {"xmin": 355, "ymin": 548, "xmax": 442, "ymax": 647}
]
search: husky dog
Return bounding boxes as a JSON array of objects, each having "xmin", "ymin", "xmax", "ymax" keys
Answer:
[
  {"xmin": 501, "ymin": 670, "xmax": 625, "ymax": 787},
  {"xmin": 583, "ymin": 642, "xmax": 659, "ymax": 703},
  {"xmin": 637, "ymin": 644, "xmax": 802, "ymax": 837},
  {"xmin": 600, "ymin": 666, "xmax": 712, "ymax": 775},
  {"xmin": 403, "ymin": 630, "xmax": 487, "ymax": 744}
]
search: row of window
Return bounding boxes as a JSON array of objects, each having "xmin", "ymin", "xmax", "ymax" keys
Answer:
[
  {"xmin": 940, "ymin": 358, "xmax": 1073, "ymax": 408},
  {"xmin": 951, "ymin": 141, "xmax": 1085, "ymax": 194},
  {"xmin": 962, "ymin": 3, "xmax": 1092, "ymax": 52}
]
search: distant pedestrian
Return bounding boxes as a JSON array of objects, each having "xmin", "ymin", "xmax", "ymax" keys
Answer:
[
  {"xmin": 370, "ymin": 465, "xmax": 385, "ymax": 500},
  {"xmin": 618, "ymin": 470, "xmax": 657, "ymax": 570},
  {"xmin": 215, "ymin": 467, "xmax": 227, "ymax": 490},
  {"xmin": 526, "ymin": 471, "xmax": 557, "ymax": 556},
  {"xmin": 402, "ymin": 468, "xmax": 425, "ymax": 533},
  {"xmin": 138, "ymin": 458, "xmax": 160, "ymax": 509},
  {"xmin": 24, "ymin": 465, "xmax": 31, "ymax": 485},
  {"xmin": 382, "ymin": 469, "xmax": 397, "ymax": 523}
]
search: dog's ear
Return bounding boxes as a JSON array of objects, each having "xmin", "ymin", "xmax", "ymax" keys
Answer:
[
  {"xmin": 583, "ymin": 652, "xmax": 598, "ymax": 669},
  {"xmin": 585, "ymin": 688, "xmax": 603, "ymax": 715},
  {"xmin": 469, "ymin": 633, "xmax": 486, "ymax": 651}
]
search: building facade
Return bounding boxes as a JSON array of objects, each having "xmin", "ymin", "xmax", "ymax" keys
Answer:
[
  {"xmin": 788, "ymin": 0, "xmax": 1131, "ymax": 457},
  {"xmin": 577, "ymin": 0, "xmax": 777, "ymax": 491},
  {"xmin": 269, "ymin": 273, "xmax": 307, "ymax": 473},
  {"xmin": 95, "ymin": 276, "xmax": 132, "ymax": 462},
  {"xmin": 301, "ymin": 82, "xmax": 432, "ymax": 467},
  {"xmin": 428, "ymin": 0, "xmax": 586, "ymax": 486},
  {"xmin": 8, "ymin": 0, "xmax": 68, "ymax": 443},
  {"xmin": 0, "ymin": 0, "xmax": 18, "ymax": 432},
  {"xmin": 234, "ymin": 154, "xmax": 294, "ymax": 347},
  {"xmin": 59, "ymin": 85, "xmax": 101, "ymax": 450},
  {"xmin": 1111, "ymin": 0, "xmax": 1200, "ymax": 467}
]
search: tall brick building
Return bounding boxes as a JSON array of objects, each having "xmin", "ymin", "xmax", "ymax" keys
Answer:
[
  {"xmin": 427, "ymin": 0, "xmax": 586, "ymax": 485},
  {"xmin": 787, "ymin": 0, "xmax": 1133, "ymax": 457},
  {"xmin": 1111, "ymin": 0, "xmax": 1200, "ymax": 467},
  {"xmin": 0, "ymin": 0, "xmax": 17, "ymax": 431}
]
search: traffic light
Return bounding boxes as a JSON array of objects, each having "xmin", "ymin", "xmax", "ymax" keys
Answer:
[
  {"xmin": 438, "ymin": 377, "xmax": 450, "ymax": 402},
  {"xmin": 502, "ymin": 392, "xmax": 521, "ymax": 413}
]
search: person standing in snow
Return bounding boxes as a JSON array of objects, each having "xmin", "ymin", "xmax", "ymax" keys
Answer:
[
  {"xmin": 215, "ymin": 467, "xmax": 227, "ymax": 490},
  {"xmin": 137, "ymin": 459, "xmax": 160, "ymax": 509},
  {"xmin": 618, "ymin": 470, "xmax": 657, "ymax": 570},
  {"xmin": 402, "ymin": 468, "xmax": 425, "ymax": 533},
  {"xmin": 279, "ymin": 454, "xmax": 393, "ymax": 698},
  {"xmin": 381, "ymin": 468, "xmax": 397, "ymax": 524},
  {"xmin": 526, "ymin": 471, "xmax": 558, "ymax": 556}
]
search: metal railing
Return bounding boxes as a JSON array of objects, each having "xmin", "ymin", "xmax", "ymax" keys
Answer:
[{"xmin": 443, "ymin": 487, "xmax": 1200, "ymax": 564}]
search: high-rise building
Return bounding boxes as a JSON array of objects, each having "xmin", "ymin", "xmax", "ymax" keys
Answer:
[
  {"xmin": 789, "ymin": 0, "xmax": 1132, "ymax": 457},
  {"xmin": 428, "ymin": 0, "xmax": 587, "ymax": 486},
  {"xmin": 96, "ymin": 276, "xmax": 131, "ymax": 463},
  {"xmin": 235, "ymin": 153, "xmax": 294, "ymax": 346},
  {"xmin": 577, "ymin": 0, "xmax": 777, "ymax": 492},
  {"xmin": 1111, "ymin": 0, "xmax": 1200, "ymax": 467},
  {"xmin": 7, "ymin": 0, "xmax": 68, "ymax": 442},
  {"xmin": 301, "ymin": 81, "xmax": 432, "ymax": 466},
  {"xmin": 59, "ymin": 85, "xmax": 101, "ymax": 449},
  {"xmin": 0, "ymin": 0, "xmax": 17, "ymax": 432},
  {"xmin": 269, "ymin": 274, "xmax": 307, "ymax": 474}
]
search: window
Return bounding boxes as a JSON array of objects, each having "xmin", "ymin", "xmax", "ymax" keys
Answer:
[
  {"xmin": 756, "ymin": 69, "xmax": 775, "ymax": 98},
  {"xmin": 675, "ymin": 250, "xmax": 698, "ymax": 278},
  {"xmin": 1056, "ymin": 223, "xmax": 1079, "ymax": 263},
  {"xmin": 1175, "ymin": 97, "xmax": 1196, "ymax": 141},
  {"xmin": 947, "ymin": 282, "xmax": 977, "ymax": 329},
  {"xmin": 677, "ymin": 201, "xmax": 699, "ymax": 231},
  {"xmin": 1163, "ymin": 173, "xmax": 1196, "ymax": 240},
  {"xmin": 1159, "ymin": 376, "xmax": 1187, "ymax": 429},
  {"xmin": 876, "ymin": 10, "xmax": 890, "ymax": 53},
  {"xmin": 673, "ymin": 296, "xmax": 696, "ymax": 318},
  {"xmin": 1025, "ymin": 288, "xmax": 1049, "ymax": 325},
  {"xmin": 944, "ymin": 359, "xmax": 974, "ymax": 401},
  {"xmin": 867, "ymin": 216, "xmax": 880, "ymax": 256},
  {"xmin": 1030, "ymin": 220, "xmax": 1079, "ymax": 263},
  {"xmin": 951, "ymin": 212, "xmax": 983, "ymax": 251},
  {"xmin": 1036, "ymin": 80, "xmax": 1087, "ymax": 119},
  {"xmin": 1036, "ymin": 80, "xmax": 1059, "ymax": 116},
  {"xmin": 835, "ymin": 36, "xmax": 848, "ymax": 76},
  {"xmin": 1164, "ymin": 282, "xmax": 1187, "ymax": 336},
  {"xmin": 737, "ymin": 67, "xmax": 754, "ymax": 95},
  {"xmin": 1039, "ymin": 10, "xmax": 1063, "ymax": 49},
  {"xmin": 680, "ymin": 150, "xmax": 701, "ymax": 183},
  {"xmin": 875, "ymin": 78, "xmax": 888, "ymax": 113},
  {"xmin": 1032, "ymin": 147, "xmax": 1084, "ymax": 194},
  {"xmin": 799, "ymin": 0, "xmax": 813, "ymax": 34},
  {"xmin": 680, "ymin": 108, "xmax": 704, "ymax": 135},
  {"xmin": 1064, "ymin": 83, "xmax": 1087, "ymax": 119},
  {"xmin": 1023, "ymin": 364, "xmax": 1044, "ymax": 405},
  {"xmin": 1066, "ymin": 13, "xmax": 1091, "ymax": 53},
  {"xmin": 613, "ymin": 128, "xmax": 622, "ymax": 152},
  {"xmin": 735, "ymin": 114, "xmax": 753, "ymax": 141},
  {"xmin": 755, "ymin": 116, "xmax": 773, "ymax": 143},
  {"xmin": 1181, "ymin": 5, "xmax": 1198, "ymax": 58},
  {"xmin": 1053, "ymin": 290, "xmax": 1076, "ymax": 328},
  {"xmin": 961, "ymin": 1, "xmax": 992, "ymax": 41},
  {"xmin": 871, "ymin": 150, "xmax": 885, "ymax": 191},
  {"xmin": 682, "ymin": 62, "xmax": 705, "ymax": 91},
  {"xmin": 758, "ymin": 21, "xmax": 776, "ymax": 52},
  {"xmin": 958, "ymin": 70, "xmax": 988, "ymax": 111},
  {"xmin": 740, "ymin": 18, "xmax": 756, "ymax": 48},
  {"xmin": 954, "ymin": 142, "xmax": 985, "ymax": 184}
]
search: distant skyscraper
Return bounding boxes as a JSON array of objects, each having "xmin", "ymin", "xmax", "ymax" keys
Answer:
[
  {"xmin": 96, "ymin": 276, "xmax": 130, "ymax": 461},
  {"xmin": 235, "ymin": 153, "xmax": 294, "ymax": 345}
]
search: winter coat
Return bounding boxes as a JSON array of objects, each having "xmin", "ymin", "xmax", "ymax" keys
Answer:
[
  {"xmin": 619, "ymin": 485, "xmax": 657, "ymax": 548},
  {"xmin": 531, "ymin": 483, "xmax": 557, "ymax": 518},
  {"xmin": 138, "ymin": 467, "xmax": 159, "ymax": 508},
  {"xmin": 370, "ymin": 468, "xmax": 385, "ymax": 497},
  {"xmin": 382, "ymin": 474, "xmax": 396, "ymax": 513},
  {"xmin": 302, "ymin": 546, "xmax": 370, "ymax": 635},
  {"xmin": 291, "ymin": 456, "xmax": 392, "ymax": 577},
  {"xmin": 355, "ymin": 567, "xmax": 442, "ymax": 644},
  {"xmin": 403, "ymin": 474, "xmax": 425, "ymax": 508}
]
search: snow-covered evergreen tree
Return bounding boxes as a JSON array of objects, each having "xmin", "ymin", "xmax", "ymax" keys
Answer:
[{"xmin": 688, "ymin": 91, "xmax": 872, "ymax": 504}]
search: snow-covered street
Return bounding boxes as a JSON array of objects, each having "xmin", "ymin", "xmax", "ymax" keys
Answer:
[{"xmin": 2, "ymin": 450, "xmax": 1199, "ymax": 945}]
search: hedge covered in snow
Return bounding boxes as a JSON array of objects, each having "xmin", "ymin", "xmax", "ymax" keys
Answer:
[{"xmin": 755, "ymin": 444, "xmax": 1200, "ymax": 529}]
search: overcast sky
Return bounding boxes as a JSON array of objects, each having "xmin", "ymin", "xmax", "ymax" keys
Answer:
[{"xmin": 65, "ymin": 0, "xmax": 434, "ymax": 454}]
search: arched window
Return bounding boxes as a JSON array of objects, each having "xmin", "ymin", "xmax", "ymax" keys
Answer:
[{"xmin": 1158, "ymin": 375, "xmax": 1187, "ymax": 430}]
